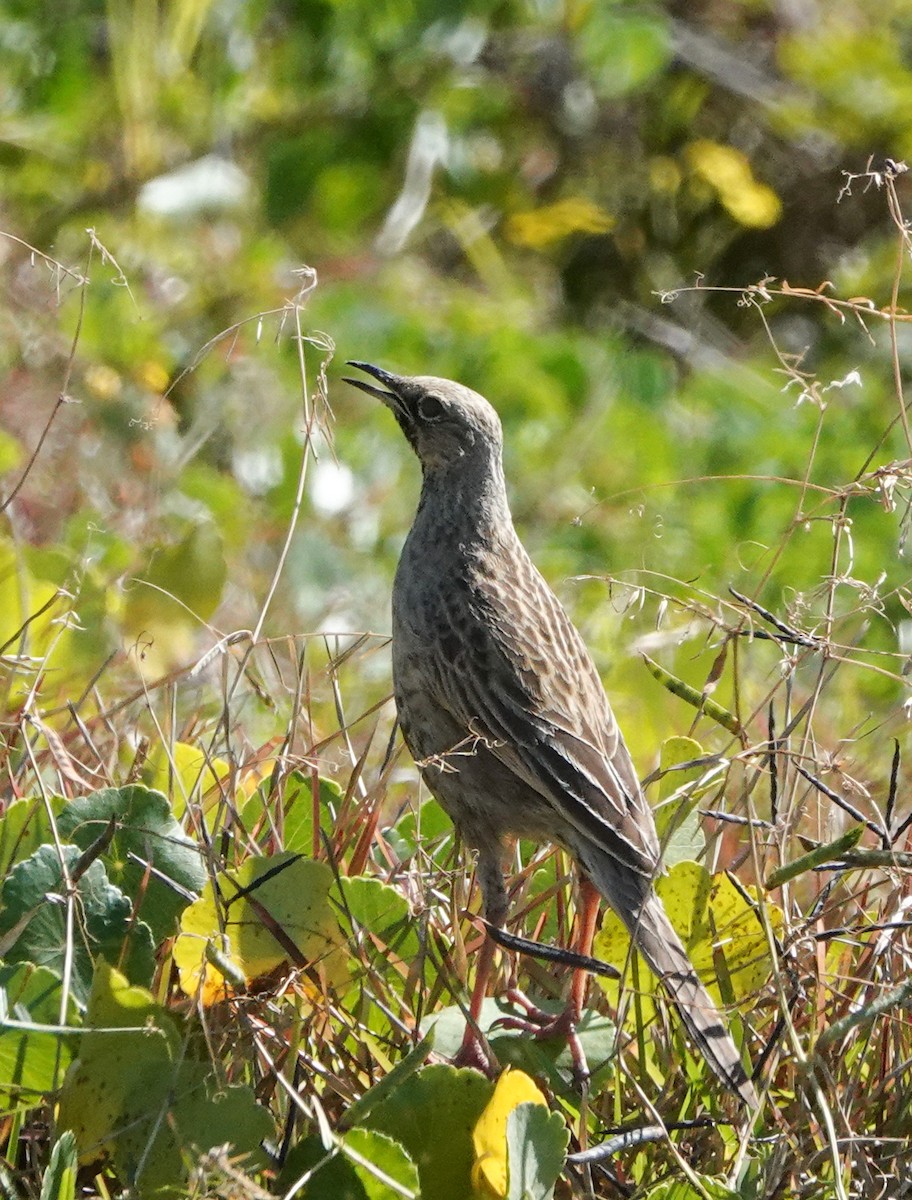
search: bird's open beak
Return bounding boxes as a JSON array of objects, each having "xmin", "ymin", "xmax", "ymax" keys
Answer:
[{"xmin": 343, "ymin": 361, "xmax": 403, "ymax": 406}]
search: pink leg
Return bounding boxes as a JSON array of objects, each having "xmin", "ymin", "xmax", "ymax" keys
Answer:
[
  {"xmin": 570, "ymin": 879, "xmax": 602, "ymax": 1018},
  {"xmin": 495, "ymin": 880, "xmax": 602, "ymax": 1080},
  {"xmin": 453, "ymin": 932, "xmax": 498, "ymax": 1072}
]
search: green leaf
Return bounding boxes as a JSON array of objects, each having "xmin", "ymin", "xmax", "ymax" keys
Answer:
[
  {"xmin": 654, "ymin": 736, "xmax": 707, "ymax": 866},
  {"xmin": 341, "ymin": 1127, "xmax": 420, "ymax": 1199},
  {"xmin": 593, "ymin": 862, "xmax": 779, "ymax": 1078},
  {"xmin": 575, "ymin": 9, "xmax": 671, "ymax": 100},
  {"xmin": 241, "ymin": 771, "xmax": 341, "ymax": 856},
  {"xmin": 506, "ymin": 1102, "xmax": 569, "ymax": 1200},
  {"xmin": 57, "ymin": 785, "xmax": 205, "ymax": 942},
  {"xmin": 278, "ymin": 1129, "xmax": 420, "ymax": 1200},
  {"xmin": 0, "ymin": 845, "xmax": 155, "ymax": 1004},
  {"xmin": 388, "ymin": 797, "xmax": 453, "ymax": 861},
  {"xmin": 337, "ymin": 875, "xmax": 421, "ymax": 965},
  {"xmin": 57, "ymin": 958, "xmax": 182, "ymax": 1165},
  {"xmin": 342, "ymin": 1029, "xmax": 435, "ymax": 1130},
  {"xmin": 421, "ymin": 998, "xmax": 615, "ymax": 1094},
  {"xmin": 145, "ymin": 741, "xmax": 231, "ymax": 820},
  {"xmin": 0, "ymin": 797, "xmax": 66, "ymax": 879},
  {"xmin": 359, "ymin": 1064, "xmax": 492, "ymax": 1200},
  {"xmin": 58, "ymin": 960, "xmax": 272, "ymax": 1196},
  {"xmin": 0, "ymin": 963, "xmax": 77, "ymax": 1109},
  {"xmin": 643, "ymin": 1177, "xmax": 740, "ymax": 1199},
  {"xmin": 40, "ymin": 1130, "xmax": 77, "ymax": 1200},
  {"xmin": 505, "ymin": 1008, "xmax": 617, "ymax": 1094},
  {"xmin": 284, "ymin": 774, "xmax": 343, "ymax": 855},
  {"xmin": 163, "ymin": 1080, "xmax": 272, "ymax": 1193},
  {"xmin": 595, "ymin": 862, "xmax": 775, "ymax": 1006},
  {"xmin": 419, "ymin": 997, "xmax": 512, "ymax": 1061},
  {"xmin": 275, "ymin": 1137, "xmax": 354, "ymax": 1200}
]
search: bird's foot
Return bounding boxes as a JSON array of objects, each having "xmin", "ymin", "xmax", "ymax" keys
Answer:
[
  {"xmin": 452, "ymin": 1027, "xmax": 499, "ymax": 1077},
  {"xmin": 493, "ymin": 988, "xmax": 590, "ymax": 1084}
]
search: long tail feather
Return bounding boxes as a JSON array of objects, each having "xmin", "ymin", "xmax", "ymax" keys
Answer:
[{"xmin": 630, "ymin": 893, "xmax": 757, "ymax": 1106}]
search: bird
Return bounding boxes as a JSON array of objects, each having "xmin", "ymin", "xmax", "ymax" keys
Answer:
[{"xmin": 344, "ymin": 360, "xmax": 757, "ymax": 1106}]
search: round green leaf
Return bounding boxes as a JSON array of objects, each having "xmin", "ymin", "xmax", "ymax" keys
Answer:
[
  {"xmin": 342, "ymin": 1127, "xmax": 420, "ymax": 1199},
  {"xmin": 0, "ymin": 845, "xmax": 155, "ymax": 1004},
  {"xmin": 58, "ymin": 961, "xmax": 271, "ymax": 1194},
  {"xmin": 241, "ymin": 771, "xmax": 341, "ymax": 856},
  {"xmin": 57, "ymin": 785, "xmax": 205, "ymax": 942},
  {"xmin": 593, "ymin": 862, "xmax": 779, "ymax": 1015},
  {"xmin": 337, "ymin": 875, "xmax": 421, "ymax": 964},
  {"xmin": 654, "ymin": 736, "xmax": 708, "ymax": 866},
  {"xmin": 359, "ymin": 1064, "xmax": 491, "ymax": 1200},
  {"xmin": 421, "ymin": 997, "xmax": 616, "ymax": 1094},
  {"xmin": 174, "ymin": 853, "xmax": 348, "ymax": 1000},
  {"xmin": 506, "ymin": 1102, "xmax": 569, "ymax": 1200},
  {"xmin": 0, "ymin": 963, "xmax": 77, "ymax": 1108},
  {"xmin": 0, "ymin": 796, "xmax": 66, "ymax": 879}
]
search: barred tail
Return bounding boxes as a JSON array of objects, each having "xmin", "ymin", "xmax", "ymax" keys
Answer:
[{"xmin": 630, "ymin": 893, "xmax": 757, "ymax": 1106}]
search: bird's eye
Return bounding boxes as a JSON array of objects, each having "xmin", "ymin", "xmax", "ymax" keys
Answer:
[{"xmin": 418, "ymin": 394, "xmax": 445, "ymax": 422}]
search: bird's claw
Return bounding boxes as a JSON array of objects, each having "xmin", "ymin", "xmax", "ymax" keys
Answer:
[
  {"xmin": 493, "ymin": 990, "xmax": 590, "ymax": 1084},
  {"xmin": 452, "ymin": 1027, "xmax": 500, "ymax": 1077}
]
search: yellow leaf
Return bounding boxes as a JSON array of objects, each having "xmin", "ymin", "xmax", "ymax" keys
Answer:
[
  {"xmin": 146, "ymin": 741, "xmax": 231, "ymax": 819},
  {"xmin": 471, "ymin": 1068, "xmax": 547, "ymax": 1198},
  {"xmin": 594, "ymin": 861, "xmax": 781, "ymax": 1013},
  {"xmin": 58, "ymin": 960, "xmax": 179, "ymax": 1163},
  {"xmin": 687, "ymin": 139, "xmax": 781, "ymax": 229},
  {"xmin": 137, "ymin": 360, "xmax": 170, "ymax": 393},
  {"xmin": 84, "ymin": 363, "xmax": 123, "ymax": 401},
  {"xmin": 654, "ymin": 736, "xmax": 707, "ymax": 864},
  {"xmin": 506, "ymin": 198, "xmax": 615, "ymax": 249},
  {"xmin": 173, "ymin": 853, "xmax": 349, "ymax": 1002}
]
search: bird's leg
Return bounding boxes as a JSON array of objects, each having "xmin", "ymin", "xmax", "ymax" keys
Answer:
[
  {"xmin": 453, "ymin": 853, "xmax": 602, "ymax": 1083},
  {"xmin": 452, "ymin": 845, "xmax": 509, "ymax": 1074},
  {"xmin": 453, "ymin": 933, "xmax": 499, "ymax": 1073},
  {"xmin": 570, "ymin": 878, "xmax": 602, "ymax": 1018},
  {"xmin": 495, "ymin": 879, "xmax": 603, "ymax": 1082}
]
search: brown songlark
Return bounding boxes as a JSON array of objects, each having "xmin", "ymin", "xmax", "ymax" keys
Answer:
[{"xmin": 345, "ymin": 360, "xmax": 756, "ymax": 1106}]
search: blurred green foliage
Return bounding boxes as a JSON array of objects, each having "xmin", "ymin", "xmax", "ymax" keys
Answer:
[
  {"xmin": 1, "ymin": 0, "xmax": 910, "ymax": 831},
  {"xmin": 4, "ymin": 8, "xmax": 912, "ymax": 1192}
]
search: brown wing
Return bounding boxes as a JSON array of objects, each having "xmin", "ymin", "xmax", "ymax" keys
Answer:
[{"xmin": 434, "ymin": 536, "xmax": 662, "ymax": 879}]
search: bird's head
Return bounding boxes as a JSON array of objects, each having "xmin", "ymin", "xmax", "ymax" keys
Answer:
[{"xmin": 343, "ymin": 361, "xmax": 503, "ymax": 473}]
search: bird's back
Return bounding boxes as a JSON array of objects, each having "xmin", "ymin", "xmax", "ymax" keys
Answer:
[{"xmin": 391, "ymin": 502, "xmax": 662, "ymax": 884}]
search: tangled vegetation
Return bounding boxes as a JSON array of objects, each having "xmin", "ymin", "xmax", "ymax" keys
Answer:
[{"xmin": 2, "ymin": 3, "xmax": 912, "ymax": 1197}]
